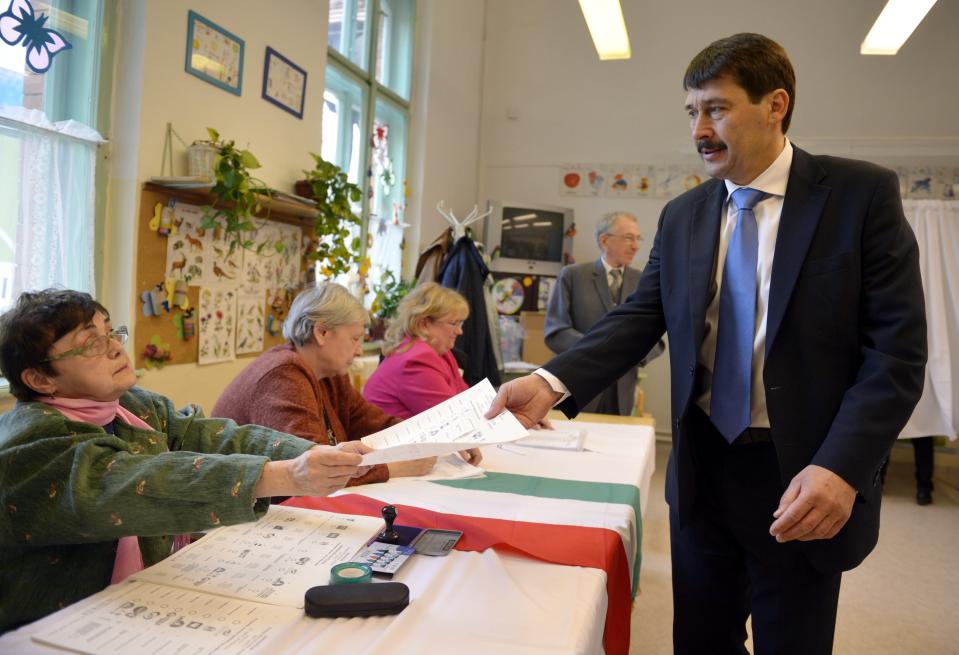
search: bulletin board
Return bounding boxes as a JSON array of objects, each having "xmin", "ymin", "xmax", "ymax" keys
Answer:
[{"xmin": 134, "ymin": 183, "xmax": 317, "ymax": 369}]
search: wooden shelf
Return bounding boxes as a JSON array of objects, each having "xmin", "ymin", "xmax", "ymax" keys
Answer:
[{"xmin": 142, "ymin": 182, "xmax": 319, "ymax": 224}]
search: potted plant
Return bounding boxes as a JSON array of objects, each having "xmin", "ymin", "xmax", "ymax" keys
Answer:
[
  {"xmin": 369, "ymin": 270, "xmax": 414, "ymax": 341},
  {"xmin": 201, "ymin": 127, "xmax": 269, "ymax": 255},
  {"xmin": 298, "ymin": 153, "xmax": 363, "ymax": 280}
]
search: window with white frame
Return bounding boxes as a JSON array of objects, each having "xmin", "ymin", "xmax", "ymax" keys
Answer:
[
  {"xmin": 0, "ymin": 0, "xmax": 106, "ymax": 312},
  {"xmin": 325, "ymin": 0, "xmax": 414, "ymax": 295}
]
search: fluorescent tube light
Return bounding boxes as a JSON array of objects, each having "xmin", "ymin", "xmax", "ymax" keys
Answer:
[
  {"xmin": 578, "ymin": 0, "xmax": 631, "ymax": 61},
  {"xmin": 861, "ymin": 0, "xmax": 937, "ymax": 55}
]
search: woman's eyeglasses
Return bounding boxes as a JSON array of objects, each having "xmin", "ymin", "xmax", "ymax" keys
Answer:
[
  {"xmin": 436, "ymin": 319, "xmax": 465, "ymax": 328},
  {"xmin": 43, "ymin": 326, "xmax": 129, "ymax": 362}
]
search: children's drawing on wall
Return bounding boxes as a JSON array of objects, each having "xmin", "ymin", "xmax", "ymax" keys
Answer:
[
  {"xmin": 164, "ymin": 203, "xmax": 206, "ymax": 284},
  {"xmin": 235, "ymin": 291, "xmax": 265, "ymax": 355},
  {"xmin": 607, "ymin": 169, "xmax": 630, "ymax": 195},
  {"xmin": 629, "ymin": 165, "xmax": 656, "ymax": 198},
  {"xmin": 655, "ymin": 165, "xmax": 685, "ymax": 198},
  {"xmin": 197, "ymin": 287, "xmax": 237, "ymax": 365}
]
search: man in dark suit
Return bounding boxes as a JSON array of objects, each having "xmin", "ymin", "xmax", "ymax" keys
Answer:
[
  {"xmin": 487, "ymin": 33, "xmax": 926, "ymax": 654},
  {"xmin": 544, "ymin": 211, "xmax": 663, "ymax": 415}
]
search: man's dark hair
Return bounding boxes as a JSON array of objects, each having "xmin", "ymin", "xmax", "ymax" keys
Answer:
[
  {"xmin": 0, "ymin": 289, "xmax": 108, "ymax": 401},
  {"xmin": 684, "ymin": 33, "xmax": 796, "ymax": 133}
]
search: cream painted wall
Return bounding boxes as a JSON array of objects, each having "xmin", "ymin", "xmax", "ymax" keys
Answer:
[
  {"xmin": 407, "ymin": 0, "xmax": 487, "ymax": 274},
  {"xmin": 477, "ymin": 0, "xmax": 959, "ymax": 433},
  {"xmin": 101, "ymin": 0, "xmax": 330, "ymax": 410}
]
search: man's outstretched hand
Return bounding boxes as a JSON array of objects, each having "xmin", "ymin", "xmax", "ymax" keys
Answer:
[{"xmin": 485, "ymin": 374, "xmax": 563, "ymax": 428}]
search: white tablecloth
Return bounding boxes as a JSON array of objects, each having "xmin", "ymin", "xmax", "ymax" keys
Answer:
[{"xmin": 0, "ymin": 421, "xmax": 656, "ymax": 655}]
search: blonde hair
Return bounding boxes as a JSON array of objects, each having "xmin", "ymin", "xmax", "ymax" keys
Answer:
[
  {"xmin": 383, "ymin": 283, "xmax": 469, "ymax": 354},
  {"xmin": 283, "ymin": 282, "xmax": 367, "ymax": 346}
]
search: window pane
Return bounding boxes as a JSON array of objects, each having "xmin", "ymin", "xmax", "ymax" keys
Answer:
[
  {"xmin": 374, "ymin": 0, "xmax": 413, "ymax": 99},
  {"xmin": 367, "ymin": 97, "xmax": 407, "ymax": 288},
  {"xmin": 328, "ymin": 0, "xmax": 369, "ymax": 71},
  {"xmin": 323, "ymin": 65, "xmax": 367, "ymax": 185},
  {"xmin": 0, "ymin": 0, "xmax": 103, "ymax": 125}
]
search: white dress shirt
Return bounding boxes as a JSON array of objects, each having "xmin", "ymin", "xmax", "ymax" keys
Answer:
[
  {"xmin": 695, "ymin": 139, "xmax": 793, "ymax": 428},
  {"xmin": 537, "ymin": 140, "xmax": 795, "ymax": 428}
]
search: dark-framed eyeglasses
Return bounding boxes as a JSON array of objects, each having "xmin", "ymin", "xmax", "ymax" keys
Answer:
[{"xmin": 43, "ymin": 326, "xmax": 129, "ymax": 362}]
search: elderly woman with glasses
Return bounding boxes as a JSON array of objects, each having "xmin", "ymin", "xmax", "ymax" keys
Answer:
[
  {"xmin": 213, "ymin": 282, "xmax": 437, "ymax": 481},
  {"xmin": 362, "ymin": 283, "xmax": 481, "ymax": 465},
  {"xmin": 0, "ymin": 289, "xmax": 369, "ymax": 634}
]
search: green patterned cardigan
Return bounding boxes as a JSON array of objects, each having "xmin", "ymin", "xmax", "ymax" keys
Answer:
[{"xmin": 0, "ymin": 386, "xmax": 314, "ymax": 633}]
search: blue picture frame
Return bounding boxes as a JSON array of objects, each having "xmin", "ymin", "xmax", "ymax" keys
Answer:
[
  {"xmin": 261, "ymin": 46, "xmax": 307, "ymax": 119},
  {"xmin": 184, "ymin": 10, "xmax": 244, "ymax": 96}
]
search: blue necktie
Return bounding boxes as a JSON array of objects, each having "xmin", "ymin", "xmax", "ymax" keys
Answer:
[{"xmin": 710, "ymin": 187, "xmax": 765, "ymax": 442}]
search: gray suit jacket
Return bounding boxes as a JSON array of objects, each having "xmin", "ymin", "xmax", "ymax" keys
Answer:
[{"xmin": 544, "ymin": 258, "xmax": 664, "ymax": 414}]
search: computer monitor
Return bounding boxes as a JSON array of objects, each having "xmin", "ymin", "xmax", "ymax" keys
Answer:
[{"xmin": 484, "ymin": 200, "xmax": 574, "ymax": 276}]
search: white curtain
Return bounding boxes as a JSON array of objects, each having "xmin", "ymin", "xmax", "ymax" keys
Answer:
[
  {"xmin": 0, "ymin": 107, "xmax": 103, "ymax": 302},
  {"xmin": 900, "ymin": 200, "xmax": 959, "ymax": 440}
]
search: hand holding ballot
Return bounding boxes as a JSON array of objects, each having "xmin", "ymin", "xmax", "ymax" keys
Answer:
[{"xmin": 359, "ymin": 380, "xmax": 528, "ymax": 465}]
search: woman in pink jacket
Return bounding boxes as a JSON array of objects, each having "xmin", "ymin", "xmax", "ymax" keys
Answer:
[{"xmin": 363, "ymin": 283, "xmax": 481, "ymax": 464}]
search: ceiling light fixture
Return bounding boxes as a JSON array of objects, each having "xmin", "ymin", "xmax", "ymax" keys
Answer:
[
  {"xmin": 861, "ymin": 0, "xmax": 937, "ymax": 55},
  {"xmin": 578, "ymin": 0, "xmax": 631, "ymax": 61}
]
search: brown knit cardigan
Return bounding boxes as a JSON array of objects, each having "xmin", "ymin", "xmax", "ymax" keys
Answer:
[{"xmin": 212, "ymin": 343, "xmax": 398, "ymax": 485}]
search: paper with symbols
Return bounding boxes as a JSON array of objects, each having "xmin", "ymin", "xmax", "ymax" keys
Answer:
[
  {"xmin": 132, "ymin": 505, "xmax": 382, "ymax": 608},
  {"xmin": 32, "ymin": 579, "xmax": 297, "ymax": 655},
  {"xmin": 360, "ymin": 379, "xmax": 529, "ymax": 465}
]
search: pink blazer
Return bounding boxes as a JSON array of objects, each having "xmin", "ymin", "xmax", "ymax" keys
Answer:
[{"xmin": 363, "ymin": 338, "xmax": 469, "ymax": 419}]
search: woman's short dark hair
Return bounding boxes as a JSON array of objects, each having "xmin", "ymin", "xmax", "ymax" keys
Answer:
[
  {"xmin": 683, "ymin": 33, "xmax": 796, "ymax": 133},
  {"xmin": 0, "ymin": 289, "xmax": 108, "ymax": 401}
]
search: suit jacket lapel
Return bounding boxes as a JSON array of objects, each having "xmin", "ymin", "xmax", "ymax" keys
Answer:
[
  {"xmin": 689, "ymin": 181, "xmax": 725, "ymax": 350},
  {"xmin": 592, "ymin": 258, "xmax": 614, "ymax": 311},
  {"xmin": 765, "ymin": 147, "xmax": 830, "ymax": 355}
]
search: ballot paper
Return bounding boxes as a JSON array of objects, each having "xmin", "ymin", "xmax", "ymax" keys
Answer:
[
  {"xmin": 32, "ymin": 506, "xmax": 383, "ymax": 655},
  {"xmin": 133, "ymin": 505, "xmax": 382, "ymax": 607},
  {"xmin": 32, "ymin": 580, "xmax": 298, "ymax": 655},
  {"xmin": 360, "ymin": 379, "xmax": 529, "ymax": 465}
]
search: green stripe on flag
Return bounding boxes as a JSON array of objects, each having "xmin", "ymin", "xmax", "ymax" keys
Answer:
[{"xmin": 432, "ymin": 472, "xmax": 642, "ymax": 596}]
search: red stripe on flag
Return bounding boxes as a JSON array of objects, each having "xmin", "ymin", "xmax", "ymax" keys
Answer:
[{"xmin": 283, "ymin": 494, "xmax": 631, "ymax": 655}]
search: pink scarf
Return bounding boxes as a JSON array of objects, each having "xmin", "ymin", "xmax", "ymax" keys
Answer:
[
  {"xmin": 37, "ymin": 395, "xmax": 188, "ymax": 583},
  {"xmin": 37, "ymin": 396, "xmax": 154, "ymax": 431}
]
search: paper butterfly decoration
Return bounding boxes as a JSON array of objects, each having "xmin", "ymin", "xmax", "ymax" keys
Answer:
[{"xmin": 0, "ymin": 0, "xmax": 72, "ymax": 74}]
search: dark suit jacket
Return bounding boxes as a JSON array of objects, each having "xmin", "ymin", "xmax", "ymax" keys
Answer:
[
  {"xmin": 544, "ymin": 147, "xmax": 927, "ymax": 572},
  {"xmin": 545, "ymin": 258, "xmax": 654, "ymax": 414}
]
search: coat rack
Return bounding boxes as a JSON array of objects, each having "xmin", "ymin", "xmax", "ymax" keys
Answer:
[{"xmin": 436, "ymin": 201, "xmax": 492, "ymax": 240}]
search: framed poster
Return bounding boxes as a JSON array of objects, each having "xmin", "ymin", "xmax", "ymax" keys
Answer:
[
  {"xmin": 262, "ymin": 46, "xmax": 307, "ymax": 119},
  {"xmin": 185, "ymin": 10, "xmax": 244, "ymax": 95}
]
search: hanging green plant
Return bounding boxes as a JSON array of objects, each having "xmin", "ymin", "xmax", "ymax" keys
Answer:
[
  {"xmin": 301, "ymin": 153, "xmax": 363, "ymax": 279},
  {"xmin": 202, "ymin": 127, "xmax": 270, "ymax": 255}
]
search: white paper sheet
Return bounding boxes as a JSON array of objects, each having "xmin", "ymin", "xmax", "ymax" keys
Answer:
[
  {"xmin": 359, "ymin": 379, "xmax": 528, "ymax": 465},
  {"xmin": 406, "ymin": 453, "xmax": 486, "ymax": 481},
  {"xmin": 513, "ymin": 428, "xmax": 586, "ymax": 451},
  {"xmin": 32, "ymin": 579, "xmax": 298, "ymax": 655},
  {"xmin": 133, "ymin": 506, "xmax": 382, "ymax": 608}
]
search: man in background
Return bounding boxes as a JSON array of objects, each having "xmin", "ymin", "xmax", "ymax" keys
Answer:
[{"xmin": 544, "ymin": 211, "xmax": 663, "ymax": 415}]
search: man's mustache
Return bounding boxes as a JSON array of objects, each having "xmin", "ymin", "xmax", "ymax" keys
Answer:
[{"xmin": 697, "ymin": 139, "xmax": 727, "ymax": 153}]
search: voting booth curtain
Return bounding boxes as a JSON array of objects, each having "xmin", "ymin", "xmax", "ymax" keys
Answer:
[{"xmin": 900, "ymin": 200, "xmax": 959, "ymax": 441}]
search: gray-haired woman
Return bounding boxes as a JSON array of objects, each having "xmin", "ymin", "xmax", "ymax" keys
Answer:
[{"xmin": 213, "ymin": 282, "xmax": 436, "ymax": 482}]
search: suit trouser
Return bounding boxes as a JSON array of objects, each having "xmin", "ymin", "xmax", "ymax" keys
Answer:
[{"xmin": 669, "ymin": 408, "xmax": 841, "ymax": 655}]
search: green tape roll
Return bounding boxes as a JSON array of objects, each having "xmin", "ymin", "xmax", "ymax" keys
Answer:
[{"xmin": 330, "ymin": 562, "xmax": 372, "ymax": 585}]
